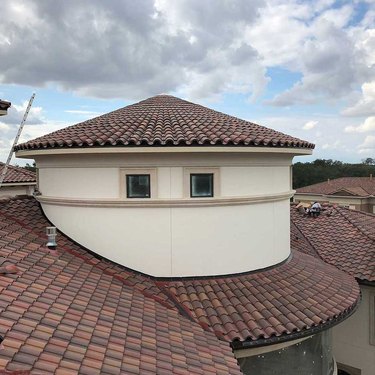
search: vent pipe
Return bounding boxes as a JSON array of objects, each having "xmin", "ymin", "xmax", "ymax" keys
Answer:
[{"xmin": 46, "ymin": 227, "xmax": 57, "ymax": 249}]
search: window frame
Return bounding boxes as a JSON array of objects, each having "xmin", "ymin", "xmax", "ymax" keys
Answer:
[
  {"xmin": 126, "ymin": 174, "xmax": 151, "ymax": 199},
  {"xmin": 190, "ymin": 173, "xmax": 214, "ymax": 198},
  {"xmin": 183, "ymin": 167, "xmax": 220, "ymax": 199},
  {"xmin": 120, "ymin": 168, "xmax": 157, "ymax": 200}
]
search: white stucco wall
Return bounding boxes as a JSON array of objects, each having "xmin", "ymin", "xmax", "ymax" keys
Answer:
[
  {"xmin": 333, "ymin": 286, "xmax": 375, "ymax": 375},
  {"xmin": 35, "ymin": 151, "xmax": 294, "ymax": 277},
  {"xmin": 0, "ymin": 184, "xmax": 35, "ymax": 197}
]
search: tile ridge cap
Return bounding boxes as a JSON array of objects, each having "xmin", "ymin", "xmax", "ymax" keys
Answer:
[{"xmin": 290, "ymin": 220, "xmax": 321, "ymax": 259}]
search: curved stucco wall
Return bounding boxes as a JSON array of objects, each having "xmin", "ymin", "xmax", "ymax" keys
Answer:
[{"xmin": 36, "ymin": 152, "xmax": 293, "ymax": 277}]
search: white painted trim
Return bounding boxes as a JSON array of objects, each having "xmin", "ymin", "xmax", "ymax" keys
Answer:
[
  {"xmin": 0, "ymin": 110, "xmax": 7, "ymax": 116},
  {"xmin": 234, "ymin": 336, "xmax": 312, "ymax": 358},
  {"xmin": 16, "ymin": 146, "xmax": 313, "ymax": 158},
  {"xmin": 37, "ymin": 190, "xmax": 294, "ymax": 208}
]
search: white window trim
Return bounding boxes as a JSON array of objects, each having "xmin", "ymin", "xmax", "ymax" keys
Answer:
[
  {"xmin": 183, "ymin": 167, "xmax": 220, "ymax": 199},
  {"xmin": 120, "ymin": 168, "xmax": 157, "ymax": 200}
]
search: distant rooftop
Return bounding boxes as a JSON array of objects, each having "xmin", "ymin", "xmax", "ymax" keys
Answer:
[
  {"xmin": 0, "ymin": 99, "xmax": 11, "ymax": 115},
  {"xmin": 0, "ymin": 163, "xmax": 36, "ymax": 184},
  {"xmin": 291, "ymin": 204, "xmax": 375, "ymax": 282},
  {"xmin": 296, "ymin": 176, "xmax": 375, "ymax": 197},
  {"xmin": 15, "ymin": 95, "xmax": 314, "ymax": 151}
]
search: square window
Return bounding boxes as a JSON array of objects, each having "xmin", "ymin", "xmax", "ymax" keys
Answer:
[
  {"xmin": 126, "ymin": 175, "xmax": 150, "ymax": 198},
  {"xmin": 190, "ymin": 173, "xmax": 214, "ymax": 198}
]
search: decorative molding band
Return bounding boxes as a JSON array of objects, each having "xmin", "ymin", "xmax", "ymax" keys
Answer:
[
  {"xmin": 16, "ymin": 146, "xmax": 312, "ymax": 158},
  {"xmin": 1, "ymin": 182, "xmax": 37, "ymax": 187},
  {"xmin": 37, "ymin": 191, "xmax": 294, "ymax": 208}
]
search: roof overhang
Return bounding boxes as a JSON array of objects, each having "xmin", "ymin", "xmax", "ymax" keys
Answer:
[
  {"xmin": 0, "ymin": 100, "xmax": 11, "ymax": 116},
  {"xmin": 16, "ymin": 146, "xmax": 313, "ymax": 158}
]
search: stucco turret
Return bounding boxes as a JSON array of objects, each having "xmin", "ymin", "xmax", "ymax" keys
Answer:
[{"xmin": 16, "ymin": 95, "xmax": 313, "ymax": 277}]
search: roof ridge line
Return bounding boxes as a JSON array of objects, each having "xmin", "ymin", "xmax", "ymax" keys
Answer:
[
  {"xmin": 336, "ymin": 207, "xmax": 375, "ymax": 243},
  {"xmin": 290, "ymin": 220, "xmax": 320, "ymax": 259}
]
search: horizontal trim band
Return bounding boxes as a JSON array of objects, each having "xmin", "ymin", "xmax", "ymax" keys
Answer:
[
  {"xmin": 37, "ymin": 190, "xmax": 294, "ymax": 208},
  {"xmin": 0, "ymin": 182, "xmax": 36, "ymax": 187},
  {"xmin": 16, "ymin": 146, "xmax": 312, "ymax": 158}
]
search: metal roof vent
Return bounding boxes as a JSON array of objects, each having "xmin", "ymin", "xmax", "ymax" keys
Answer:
[{"xmin": 46, "ymin": 227, "xmax": 57, "ymax": 249}]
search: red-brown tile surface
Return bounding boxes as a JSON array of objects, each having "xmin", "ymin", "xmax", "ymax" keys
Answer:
[
  {"xmin": 291, "ymin": 204, "xmax": 375, "ymax": 282},
  {"xmin": 296, "ymin": 177, "xmax": 375, "ymax": 197},
  {"xmin": 0, "ymin": 197, "xmax": 361, "ymax": 373},
  {"xmin": 160, "ymin": 251, "xmax": 359, "ymax": 342},
  {"xmin": 0, "ymin": 164, "xmax": 36, "ymax": 184},
  {"xmin": 0, "ymin": 197, "xmax": 241, "ymax": 374},
  {"xmin": 15, "ymin": 95, "xmax": 314, "ymax": 151}
]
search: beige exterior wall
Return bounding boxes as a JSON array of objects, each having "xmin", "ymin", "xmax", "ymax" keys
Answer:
[
  {"xmin": 333, "ymin": 285, "xmax": 375, "ymax": 375},
  {"xmin": 36, "ymin": 152, "xmax": 294, "ymax": 277},
  {"xmin": 0, "ymin": 184, "xmax": 35, "ymax": 197}
]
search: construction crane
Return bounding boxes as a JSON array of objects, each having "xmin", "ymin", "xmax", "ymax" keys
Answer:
[{"xmin": 0, "ymin": 93, "xmax": 35, "ymax": 188}]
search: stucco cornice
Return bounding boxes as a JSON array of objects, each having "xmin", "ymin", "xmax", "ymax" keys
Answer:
[
  {"xmin": 16, "ymin": 146, "xmax": 312, "ymax": 158},
  {"xmin": 37, "ymin": 190, "xmax": 295, "ymax": 208}
]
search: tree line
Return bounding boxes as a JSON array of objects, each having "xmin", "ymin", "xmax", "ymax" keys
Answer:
[{"xmin": 293, "ymin": 158, "xmax": 375, "ymax": 189}]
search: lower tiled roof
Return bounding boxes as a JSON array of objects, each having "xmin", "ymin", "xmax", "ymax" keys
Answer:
[
  {"xmin": 0, "ymin": 197, "xmax": 360, "ymax": 373},
  {"xmin": 0, "ymin": 163, "xmax": 36, "ymax": 184},
  {"xmin": 160, "ymin": 251, "xmax": 358, "ymax": 344},
  {"xmin": 0, "ymin": 197, "xmax": 240, "ymax": 374},
  {"xmin": 291, "ymin": 204, "xmax": 375, "ymax": 282}
]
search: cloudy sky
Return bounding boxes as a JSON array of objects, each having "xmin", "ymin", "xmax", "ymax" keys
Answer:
[{"xmin": 0, "ymin": 0, "xmax": 374, "ymax": 165}]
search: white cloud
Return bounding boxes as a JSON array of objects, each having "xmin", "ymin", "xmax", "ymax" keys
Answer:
[
  {"xmin": 303, "ymin": 120, "xmax": 318, "ymax": 130},
  {"xmin": 65, "ymin": 110, "xmax": 101, "ymax": 115},
  {"xmin": 345, "ymin": 116, "xmax": 375, "ymax": 133},
  {"xmin": 342, "ymin": 81, "xmax": 375, "ymax": 117},
  {"xmin": 359, "ymin": 135, "xmax": 375, "ymax": 149},
  {"xmin": 0, "ymin": 123, "xmax": 10, "ymax": 132},
  {"xmin": 245, "ymin": 1, "xmax": 374, "ymax": 107},
  {"xmin": 322, "ymin": 140, "xmax": 341, "ymax": 150},
  {"xmin": 0, "ymin": 0, "xmax": 268, "ymax": 101}
]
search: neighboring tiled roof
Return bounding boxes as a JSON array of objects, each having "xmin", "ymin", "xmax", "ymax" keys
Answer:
[
  {"xmin": 0, "ymin": 163, "xmax": 36, "ymax": 184},
  {"xmin": 291, "ymin": 204, "xmax": 375, "ymax": 282},
  {"xmin": 0, "ymin": 197, "xmax": 360, "ymax": 373},
  {"xmin": 15, "ymin": 95, "xmax": 314, "ymax": 151},
  {"xmin": 0, "ymin": 100, "xmax": 11, "ymax": 111},
  {"xmin": 0, "ymin": 197, "xmax": 240, "ymax": 374},
  {"xmin": 296, "ymin": 177, "xmax": 375, "ymax": 197}
]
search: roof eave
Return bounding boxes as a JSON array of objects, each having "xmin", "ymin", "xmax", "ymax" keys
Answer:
[
  {"xmin": 15, "ymin": 146, "xmax": 313, "ymax": 158},
  {"xmin": 231, "ymin": 294, "xmax": 360, "ymax": 351}
]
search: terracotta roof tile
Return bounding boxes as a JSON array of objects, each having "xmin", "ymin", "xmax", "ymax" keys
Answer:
[
  {"xmin": 15, "ymin": 95, "xmax": 314, "ymax": 151},
  {"xmin": 291, "ymin": 204, "xmax": 375, "ymax": 282},
  {"xmin": 0, "ymin": 163, "xmax": 36, "ymax": 184},
  {"xmin": 0, "ymin": 197, "xmax": 360, "ymax": 372},
  {"xmin": 0, "ymin": 197, "xmax": 240, "ymax": 374},
  {"xmin": 296, "ymin": 176, "xmax": 375, "ymax": 196}
]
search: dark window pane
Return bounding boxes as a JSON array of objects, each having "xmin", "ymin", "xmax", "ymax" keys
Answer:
[
  {"xmin": 127, "ymin": 175, "xmax": 150, "ymax": 198},
  {"xmin": 191, "ymin": 174, "xmax": 213, "ymax": 197}
]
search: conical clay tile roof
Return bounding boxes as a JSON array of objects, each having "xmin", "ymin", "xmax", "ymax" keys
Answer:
[{"xmin": 15, "ymin": 95, "xmax": 314, "ymax": 151}]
